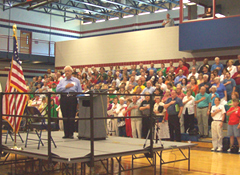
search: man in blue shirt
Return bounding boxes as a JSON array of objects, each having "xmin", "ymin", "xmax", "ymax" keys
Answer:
[
  {"xmin": 222, "ymin": 72, "xmax": 236, "ymax": 101},
  {"xmin": 141, "ymin": 81, "xmax": 156, "ymax": 94},
  {"xmin": 174, "ymin": 69, "xmax": 186, "ymax": 86},
  {"xmin": 210, "ymin": 86, "xmax": 219, "ymax": 106},
  {"xmin": 164, "ymin": 90, "xmax": 183, "ymax": 142},
  {"xmin": 195, "ymin": 86, "xmax": 211, "ymax": 138},
  {"xmin": 57, "ymin": 66, "xmax": 82, "ymax": 139},
  {"xmin": 211, "ymin": 57, "xmax": 224, "ymax": 76},
  {"xmin": 147, "ymin": 63, "xmax": 157, "ymax": 73}
]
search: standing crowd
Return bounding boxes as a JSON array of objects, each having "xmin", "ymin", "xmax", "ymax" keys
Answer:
[{"xmin": 26, "ymin": 55, "xmax": 240, "ymax": 152}]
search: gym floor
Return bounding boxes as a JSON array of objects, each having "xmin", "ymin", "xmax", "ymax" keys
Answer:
[{"xmin": 1, "ymin": 143, "xmax": 239, "ymax": 175}]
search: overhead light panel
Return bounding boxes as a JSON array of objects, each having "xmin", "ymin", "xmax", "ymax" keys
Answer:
[
  {"xmin": 155, "ymin": 9, "xmax": 167, "ymax": 13},
  {"xmin": 83, "ymin": 22, "xmax": 92, "ymax": 25},
  {"xmin": 172, "ymin": 7, "xmax": 180, "ymax": 10},
  {"xmin": 123, "ymin": 15, "xmax": 134, "ymax": 18},
  {"xmin": 183, "ymin": 0, "xmax": 190, "ymax": 3},
  {"xmin": 109, "ymin": 17, "xmax": 119, "ymax": 21},
  {"xmin": 138, "ymin": 12, "xmax": 150, "ymax": 16},
  {"xmin": 96, "ymin": 19, "xmax": 105, "ymax": 23},
  {"xmin": 187, "ymin": 2, "xmax": 196, "ymax": 5}
]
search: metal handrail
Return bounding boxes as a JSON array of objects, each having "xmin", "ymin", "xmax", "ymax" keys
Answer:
[{"xmin": 0, "ymin": 91, "xmax": 160, "ymax": 169}]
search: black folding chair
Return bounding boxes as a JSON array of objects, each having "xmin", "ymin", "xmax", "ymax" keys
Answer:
[
  {"xmin": 2, "ymin": 120, "xmax": 24, "ymax": 144},
  {"xmin": 25, "ymin": 106, "xmax": 57, "ymax": 149}
]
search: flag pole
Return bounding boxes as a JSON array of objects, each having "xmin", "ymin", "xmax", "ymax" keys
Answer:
[
  {"xmin": 13, "ymin": 91, "xmax": 17, "ymax": 148},
  {"xmin": 12, "ymin": 24, "xmax": 22, "ymax": 150}
]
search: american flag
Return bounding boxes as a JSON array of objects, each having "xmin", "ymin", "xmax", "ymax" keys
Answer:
[{"xmin": 2, "ymin": 34, "xmax": 28, "ymax": 133}]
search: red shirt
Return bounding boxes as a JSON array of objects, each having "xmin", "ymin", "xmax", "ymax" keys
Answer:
[
  {"xmin": 183, "ymin": 63, "xmax": 190, "ymax": 69},
  {"xmin": 175, "ymin": 66, "xmax": 189, "ymax": 76},
  {"xmin": 227, "ymin": 107, "xmax": 240, "ymax": 125},
  {"xmin": 90, "ymin": 79, "xmax": 98, "ymax": 85},
  {"xmin": 166, "ymin": 66, "xmax": 175, "ymax": 74},
  {"xmin": 177, "ymin": 92, "xmax": 185, "ymax": 100},
  {"xmin": 124, "ymin": 106, "xmax": 132, "ymax": 137},
  {"xmin": 232, "ymin": 72, "xmax": 240, "ymax": 85}
]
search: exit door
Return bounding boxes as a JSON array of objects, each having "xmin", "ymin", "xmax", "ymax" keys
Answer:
[{"xmin": 20, "ymin": 31, "xmax": 32, "ymax": 54}]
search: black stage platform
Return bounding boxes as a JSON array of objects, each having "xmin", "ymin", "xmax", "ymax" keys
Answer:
[{"xmin": 1, "ymin": 131, "xmax": 196, "ymax": 175}]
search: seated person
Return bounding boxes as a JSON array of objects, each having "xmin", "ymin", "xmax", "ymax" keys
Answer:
[{"xmin": 202, "ymin": 7, "xmax": 213, "ymax": 18}]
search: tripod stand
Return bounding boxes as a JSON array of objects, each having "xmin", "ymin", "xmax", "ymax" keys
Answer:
[{"xmin": 143, "ymin": 116, "xmax": 164, "ymax": 149}]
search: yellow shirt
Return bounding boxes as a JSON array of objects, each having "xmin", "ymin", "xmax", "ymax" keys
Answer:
[{"xmin": 133, "ymin": 85, "xmax": 145, "ymax": 93}]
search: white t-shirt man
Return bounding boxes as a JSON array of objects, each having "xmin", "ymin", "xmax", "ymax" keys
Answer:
[
  {"xmin": 163, "ymin": 18, "xmax": 174, "ymax": 27},
  {"xmin": 211, "ymin": 104, "xmax": 226, "ymax": 121},
  {"xmin": 188, "ymin": 72, "xmax": 199, "ymax": 80}
]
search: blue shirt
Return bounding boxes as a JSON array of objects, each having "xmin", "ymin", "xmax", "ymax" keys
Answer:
[
  {"xmin": 213, "ymin": 83, "xmax": 226, "ymax": 99},
  {"xmin": 174, "ymin": 75, "xmax": 186, "ymax": 86},
  {"xmin": 141, "ymin": 86, "xmax": 156, "ymax": 94},
  {"xmin": 211, "ymin": 64, "xmax": 224, "ymax": 75},
  {"xmin": 56, "ymin": 76, "xmax": 82, "ymax": 93},
  {"xmin": 165, "ymin": 97, "xmax": 183, "ymax": 115},
  {"xmin": 147, "ymin": 68, "xmax": 157, "ymax": 73},
  {"xmin": 222, "ymin": 78, "xmax": 236, "ymax": 95},
  {"xmin": 211, "ymin": 92, "xmax": 219, "ymax": 106},
  {"xmin": 195, "ymin": 93, "xmax": 211, "ymax": 108}
]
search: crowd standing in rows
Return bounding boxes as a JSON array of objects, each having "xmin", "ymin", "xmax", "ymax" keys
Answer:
[{"xmin": 26, "ymin": 55, "xmax": 240, "ymax": 152}]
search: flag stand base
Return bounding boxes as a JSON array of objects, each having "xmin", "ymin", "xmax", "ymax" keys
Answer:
[{"xmin": 11, "ymin": 143, "xmax": 23, "ymax": 150}]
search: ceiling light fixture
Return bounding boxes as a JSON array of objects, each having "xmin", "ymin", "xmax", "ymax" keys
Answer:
[
  {"xmin": 154, "ymin": 9, "xmax": 168, "ymax": 13},
  {"xmin": 83, "ymin": 22, "xmax": 92, "ymax": 25},
  {"xmin": 123, "ymin": 15, "xmax": 134, "ymax": 18},
  {"xmin": 109, "ymin": 17, "xmax": 119, "ymax": 20},
  {"xmin": 96, "ymin": 19, "xmax": 105, "ymax": 23},
  {"xmin": 138, "ymin": 12, "xmax": 150, "ymax": 16}
]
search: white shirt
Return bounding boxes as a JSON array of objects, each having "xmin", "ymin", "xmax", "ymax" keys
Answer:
[
  {"xmin": 153, "ymin": 102, "xmax": 166, "ymax": 116},
  {"xmin": 42, "ymin": 85, "xmax": 50, "ymax": 92},
  {"xmin": 163, "ymin": 18, "xmax": 174, "ymax": 27},
  {"xmin": 115, "ymin": 79, "xmax": 121, "ymax": 87},
  {"xmin": 220, "ymin": 74, "xmax": 225, "ymax": 83},
  {"xmin": 0, "ymin": 83, "xmax": 2, "ymax": 92},
  {"xmin": 111, "ymin": 103, "xmax": 120, "ymax": 117},
  {"xmin": 188, "ymin": 73, "xmax": 199, "ymax": 80},
  {"xmin": 182, "ymin": 96, "xmax": 195, "ymax": 115},
  {"xmin": 227, "ymin": 65, "xmax": 237, "ymax": 77},
  {"xmin": 136, "ymin": 75, "xmax": 141, "ymax": 81},
  {"xmin": 31, "ymin": 98, "xmax": 42, "ymax": 107},
  {"xmin": 211, "ymin": 104, "xmax": 226, "ymax": 121},
  {"xmin": 159, "ymin": 83, "xmax": 167, "ymax": 92},
  {"xmin": 116, "ymin": 104, "xmax": 127, "ymax": 117}
]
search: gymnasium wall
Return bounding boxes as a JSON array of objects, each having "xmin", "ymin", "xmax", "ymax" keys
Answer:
[
  {"xmin": 0, "ymin": 7, "xmax": 81, "ymax": 56},
  {"xmin": 80, "ymin": 6, "xmax": 205, "ymax": 37},
  {"xmin": 55, "ymin": 26, "xmax": 240, "ymax": 70}
]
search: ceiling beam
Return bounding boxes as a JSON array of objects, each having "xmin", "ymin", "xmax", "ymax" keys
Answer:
[
  {"xmin": 69, "ymin": 0, "xmax": 133, "ymax": 15},
  {"xmin": 130, "ymin": 0, "xmax": 167, "ymax": 9},
  {"xmin": 101, "ymin": 0, "xmax": 150, "ymax": 13},
  {"xmin": 11, "ymin": 0, "xmax": 45, "ymax": 8},
  {"xmin": 27, "ymin": 0, "xmax": 58, "ymax": 10},
  {"xmin": 53, "ymin": 2, "xmax": 117, "ymax": 18},
  {"xmin": 1, "ymin": 2, "xmax": 90, "ymax": 22}
]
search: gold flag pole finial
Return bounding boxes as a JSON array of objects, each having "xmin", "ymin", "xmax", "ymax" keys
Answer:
[{"xmin": 13, "ymin": 24, "xmax": 17, "ymax": 37}]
